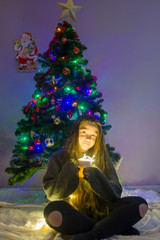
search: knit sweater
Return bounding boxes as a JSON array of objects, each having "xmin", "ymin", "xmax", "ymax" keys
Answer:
[{"xmin": 42, "ymin": 150, "xmax": 122, "ymax": 204}]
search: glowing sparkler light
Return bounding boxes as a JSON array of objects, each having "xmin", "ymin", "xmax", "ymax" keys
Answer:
[
  {"xmin": 78, "ymin": 154, "xmax": 95, "ymax": 163},
  {"xmin": 35, "ymin": 218, "xmax": 49, "ymax": 230}
]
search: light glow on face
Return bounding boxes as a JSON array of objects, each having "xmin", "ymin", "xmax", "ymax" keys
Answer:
[{"xmin": 78, "ymin": 122, "xmax": 98, "ymax": 152}]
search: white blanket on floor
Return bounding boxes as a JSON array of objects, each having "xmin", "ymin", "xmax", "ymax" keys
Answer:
[{"xmin": 0, "ymin": 187, "xmax": 159, "ymax": 240}]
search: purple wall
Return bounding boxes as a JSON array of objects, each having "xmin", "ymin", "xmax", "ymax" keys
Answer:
[{"xmin": 0, "ymin": 0, "xmax": 160, "ymax": 188}]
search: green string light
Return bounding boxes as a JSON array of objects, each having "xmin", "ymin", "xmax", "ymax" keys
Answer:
[{"xmin": 21, "ymin": 146, "xmax": 28, "ymax": 150}]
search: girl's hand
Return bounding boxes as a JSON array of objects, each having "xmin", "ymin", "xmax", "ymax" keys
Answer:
[
  {"xmin": 77, "ymin": 160, "xmax": 91, "ymax": 178},
  {"xmin": 83, "ymin": 168, "xmax": 89, "ymax": 179}
]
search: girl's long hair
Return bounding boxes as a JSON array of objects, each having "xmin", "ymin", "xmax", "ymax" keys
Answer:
[
  {"xmin": 64, "ymin": 115, "xmax": 110, "ymax": 170},
  {"xmin": 64, "ymin": 115, "xmax": 111, "ymax": 219}
]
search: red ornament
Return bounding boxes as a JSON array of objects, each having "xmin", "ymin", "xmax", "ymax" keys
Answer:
[
  {"xmin": 74, "ymin": 47, "xmax": 80, "ymax": 54},
  {"xmin": 63, "ymin": 67, "xmax": 70, "ymax": 75},
  {"xmin": 24, "ymin": 100, "xmax": 35, "ymax": 113},
  {"xmin": 93, "ymin": 76, "xmax": 97, "ymax": 81},
  {"xmin": 61, "ymin": 37, "xmax": 67, "ymax": 44},
  {"xmin": 34, "ymin": 138, "xmax": 41, "ymax": 145},
  {"xmin": 30, "ymin": 115, "xmax": 36, "ymax": 121},
  {"xmin": 51, "ymin": 97, "xmax": 55, "ymax": 105},
  {"xmin": 36, "ymin": 107, "xmax": 40, "ymax": 112},
  {"xmin": 61, "ymin": 26, "xmax": 67, "ymax": 32},
  {"xmin": 53, "ymin": 37, "xmax": 58, "ymax": 45},
  {"xmin": 24, "ymin": 106, "xmax": 29, "ymax": 113},
  {"xmin": 68, "ymin": 110, "xmax": 73, "ymax": 119},
  {"xmin": 55, "ymin": 106, "xmax": 60, "ymax": 111},
  {"xmin": 32, "ymin": 100, "xmax": 37, "ymax": 104}
]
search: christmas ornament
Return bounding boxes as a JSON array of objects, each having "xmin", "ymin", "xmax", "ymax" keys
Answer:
[
  {"xmin": 14, "ymin": 32, "xmax": 38, "ymax": 72},
  {"xmin": 55, "ymin": 106, "xmax": 60, "ymax": 111},
  {"xmin": 57, "ymin": 0, "xmax": 82, "ymax": 22},
  {"xmin": 51, "ymin": 97, "xmax": 55, "ymax": 105},
  {"xmin": 63, "ymin": 67, "xmax": 70, "ymax": 75},
  {"xmin": 30, "ymin": 115, "xmax": 36, "ymax": 121},
  {"xmin": 53, "ymin": 36, "xmax": 58, "ymax": 45},
  {"xmin": 52, "ymin": 76, "xmax": 55, "ymax": 84},
  {"xmin": 34, "ymin": 138, "xmax": 41, "ymax": 145},
  {"xmin": 30, "ymin": 131, "xmax": 35, "ymax": 138},
  {"xmin": 54, "ymin": 117, "xmax": 61, "ymax": 125},
  {"xmin": 43, "ymin": 101, "xmax": 49, "ymax": 108},
  {"xmin": 78, "ymin": 106, "xmax": 82, "ymax": 116},
  {"xmin": 45, "ymin": 137, "xmax": 54, "ymax": 147},
  {"xmin": 93, "ymin": 76, "xmax": 97, "ymax": 81},
  {"xmin": 36, "ymin": 107, "xmax": 40, "ymax": 112},
  {"xmin": 61, "ymin": 37, "xmax": 67, "ymax": 43},
  {"xmin": 68, "ymin": 110, "xmax": 73, "ymax": 118},
  {"xmin": 94, "ymin": 112, "xmax": 101, "ymax": 118},
  {"xmin": 74, "ymin": 47, "xmax": 80, "ymax": 54}
]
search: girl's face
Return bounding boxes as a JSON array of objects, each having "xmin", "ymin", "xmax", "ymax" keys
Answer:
[{"xmin": 78, "ymin": 122, "xmax": 98, "ymax": 153}]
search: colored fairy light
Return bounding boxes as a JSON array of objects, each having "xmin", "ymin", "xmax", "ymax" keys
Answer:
[
  {"xmin": 54, "ymin": 86, "xmax": 58, "ymax": 92},
  {"xmin": 65, "ymin": 86, "xmax": 71, "ymax": 92},
  {"xmin": 57, "ymin": 27, "xmax": 61, "ymax": 32},
  {"xmin": 72, "ymin": 102, "xmax": 77, "ymax": 107},
  {"xmin": 32, "ymin": 100, "xmax": 37, "ymax": 105},
  {"xmin": 42, "ymin": 97, "xmax": 48, "ymax": 103},
  {"xmin": 87, "ymin": 110, "xmax": 92, "ymax": 115},
  {"xmin": 79, "ymin": 105, "xmax": 85, "ymax": 110},
  {"xmin": 21, "ymin": 146, "xmax": 28, "ymax": 150},
  {"xmin": 86, "ymin": 88, "xmax": 92, "ymax": 95},
  {"xmin": 72, "ymin": 60, "xmax": 78, "ymax": 64},
  {"xmin": 34, "ymin": 93, "xmax": 41, "ymax": 98},
  {"xmin": 49, "ymin": 52, "xmax": 56, "ymax": 60},
  {"xmin": 71, "ymin": 89, "xmax": 76, "ymax": 94},
  {"xmin": 35, "ymin": 144, "xmax": 42, "ymax": 151},
  {"xmin": 19, "ymin": 136, "xmax": 28, "ymax": 142},
  {"xmin": 28, "ymin": 146, "xmax": 34, "ymax": 151}
]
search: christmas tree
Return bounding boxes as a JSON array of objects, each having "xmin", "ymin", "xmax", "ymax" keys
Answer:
[{"xmin": 5, "ymin": 1, "xmax": 121, "ymax": 186}]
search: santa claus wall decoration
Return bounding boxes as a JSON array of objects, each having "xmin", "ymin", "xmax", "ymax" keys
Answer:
[{"xmin": 14, "ymin": 32, "xmax": 38, "ymax": 72}]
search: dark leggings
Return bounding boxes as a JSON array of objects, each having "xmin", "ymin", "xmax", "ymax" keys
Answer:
[{"xmin": 44, "ymin": 196, "xmax": 148, "ymax": 238}]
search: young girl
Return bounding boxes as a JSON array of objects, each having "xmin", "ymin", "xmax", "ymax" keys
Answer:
[{"xmin": 42, "ymin": 115, "xmax": 148, "ymax": 240}]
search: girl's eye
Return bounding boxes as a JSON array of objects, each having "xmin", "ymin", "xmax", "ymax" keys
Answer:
[
  {"xmin": 82, "ymin": 131, "xmax": 86, "ymax": 134},
  {"xmin": 91, "ymin": 135, "xmax": 96, "ymax": 139}
]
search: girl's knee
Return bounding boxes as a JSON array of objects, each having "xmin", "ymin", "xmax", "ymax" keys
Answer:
[
  {"xmin": 139, "ymin": 203, "xmax": 148, "ymax": 218},
  {"xmin": 48, "ymin": 210, "xmax": 63, "ymax": 227}
]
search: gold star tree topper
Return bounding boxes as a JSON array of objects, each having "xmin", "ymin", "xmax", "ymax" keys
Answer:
[{"xmin": 57, "ymin": 0, "xmax": 82, "ymax": 22}]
